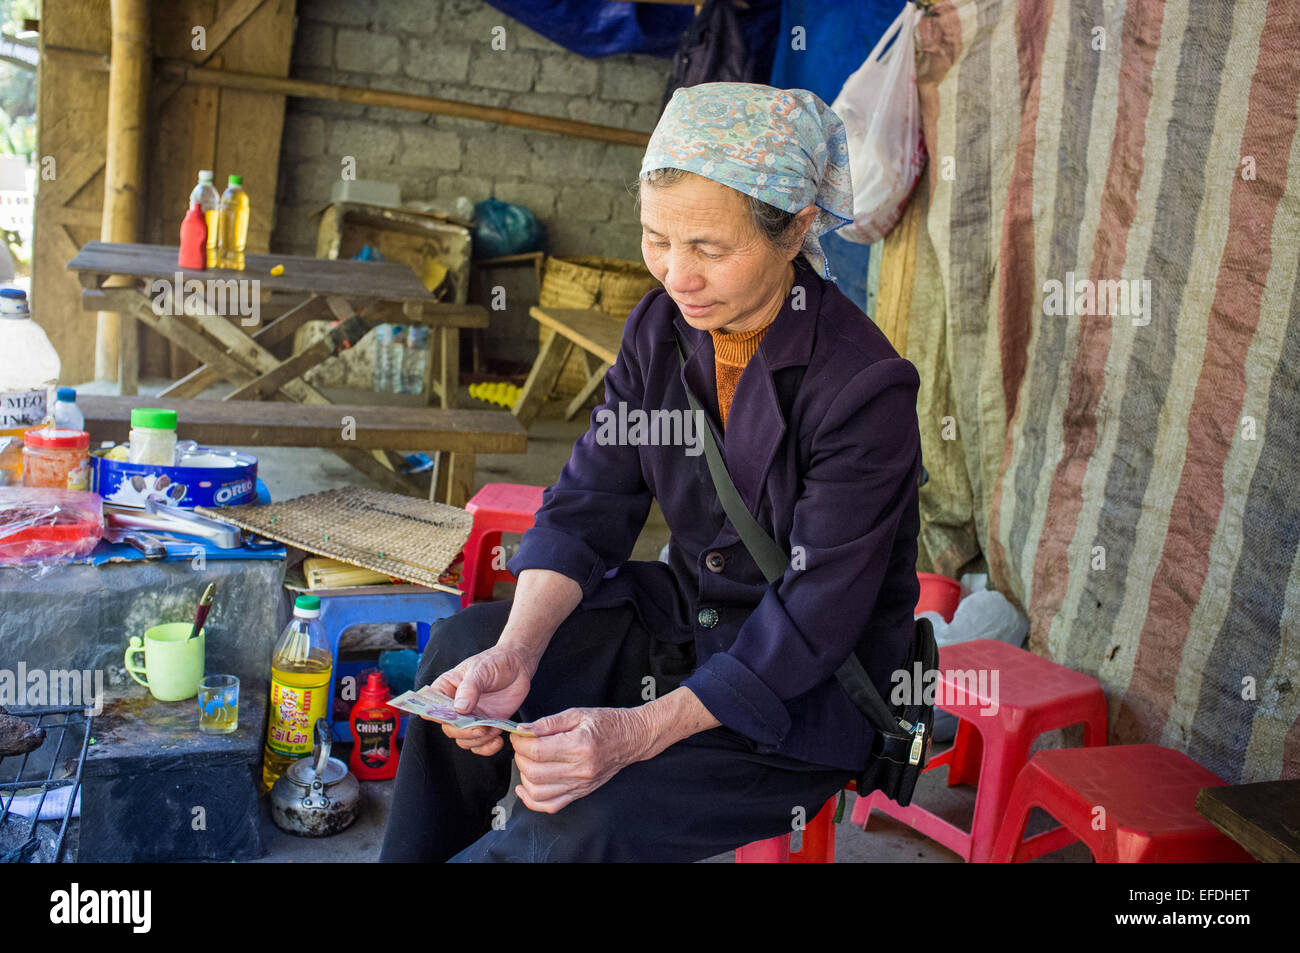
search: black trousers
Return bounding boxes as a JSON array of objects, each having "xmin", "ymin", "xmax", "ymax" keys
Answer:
[{"xmin": 378, "ymin": 599, "xmax": 854, "ymax": 862}]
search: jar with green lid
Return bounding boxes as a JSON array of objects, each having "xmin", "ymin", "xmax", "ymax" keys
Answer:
[{"xmin": 128, "ymin": 407, "xmax": 179, "ymax": 466}]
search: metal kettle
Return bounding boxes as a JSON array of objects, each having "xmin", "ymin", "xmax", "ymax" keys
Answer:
[{"xmin": 270, "ymin": 718, "xmax": 361, "ymax": 837}]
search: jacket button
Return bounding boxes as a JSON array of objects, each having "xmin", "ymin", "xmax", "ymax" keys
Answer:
[
  {"xmin": 697, "ymin": 608, "xmax": 719, "ymax": 628},
  {"xmin": 705, "ymin": 551, "xmax": 725, "ymax": 573}
]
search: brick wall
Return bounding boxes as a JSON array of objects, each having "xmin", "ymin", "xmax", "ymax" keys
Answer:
[{"xmin": 271, "ymin": 0, "xmax": 672, "ymax": 264}]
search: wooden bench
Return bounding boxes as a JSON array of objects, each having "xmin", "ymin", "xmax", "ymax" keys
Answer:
[
  {"xmin": 1196, "ymin": 779, "xmax": 1300, "ymax": 863},
  {"xmin": 78, "ymin": 395, "xmax": 527, "ymax": 508},
  {"xmin": 513, "ymin": 306, "xmax": 624, "ymax": 426}
]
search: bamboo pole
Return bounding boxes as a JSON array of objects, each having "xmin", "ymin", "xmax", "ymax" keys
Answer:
[
  {"xmin": 47, "ymin": 46, "xmax": 651, "ymax": 148},
  {"xmin": 153, "ymin": 60, "xmax": 652, "ymax": 148},
  {"xmin": 95, "ymin": 0, "xmax": 149, "ymax": 392}
]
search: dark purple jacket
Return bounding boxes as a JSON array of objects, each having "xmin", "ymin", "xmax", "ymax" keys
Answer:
[{"xmin": 509, "ymin": 258, "xmax": 922, "ymax": 771}]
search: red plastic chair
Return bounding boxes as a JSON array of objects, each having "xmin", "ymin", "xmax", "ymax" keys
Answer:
[
  {"xmin": 990, "ymin": 745, "xmax": 1257, "ymax": 863},
  {"xmin": 853, "ymin": 638, "xmax": 1108, "ymax": 863},
  {"xmin": 735, "ymin": 793, "xmax": 841, "ymax": 863},
  {"xmin": 459, "ymin": 483, "xmax": 545, "ymax": 609}
]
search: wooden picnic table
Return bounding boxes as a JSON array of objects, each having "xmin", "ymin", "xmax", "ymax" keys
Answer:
[
  {"xmin": 78, "ymin": 395, "xmax": 526, "ymax": 508},
  {"xmin": 513, "ymin": 306, "xmax": 623, "ymax": 426},
  {"xmin": 1196, "ymin": 779, "xmax": 1300, "ymax": 863},
  {"xmin": 68, "ymin": 241, "xmax": 494, "ymax": 499},
  {"xmin": 68, "ymin": 241, "xmax": 487, "ymax": 408}
]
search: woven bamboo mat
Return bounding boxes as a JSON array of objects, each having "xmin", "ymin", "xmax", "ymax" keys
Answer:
[{"xmin": 197, "ymin": 487, "xmax": 473, "ymax": 592}]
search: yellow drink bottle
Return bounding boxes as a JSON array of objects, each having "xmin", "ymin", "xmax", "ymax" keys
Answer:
[
  {"xmin": 218, "ymin": 174, "xmax": 250, "ymax": 270},
  {"xmin": 262, "ymin": 594, "xmax": 333, "ymax": 790}
]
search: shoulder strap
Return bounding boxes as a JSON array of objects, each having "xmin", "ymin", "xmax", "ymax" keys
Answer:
[{"xmin": 673, "ymin": 329, "xmax": 902, "ymax": 734}]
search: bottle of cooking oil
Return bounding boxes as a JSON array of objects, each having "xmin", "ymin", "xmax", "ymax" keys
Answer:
[
  {"xmin": 262, "ymin": 594, "xmax": 332, "ymax": 790},
  {"xmin": 217, "ymin": 174, "xmax": 249, "ymax": 270}
]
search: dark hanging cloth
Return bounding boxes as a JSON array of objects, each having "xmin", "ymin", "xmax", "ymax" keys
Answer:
[{"xmin": 658, "ymin": 0, "xmax": 782, "ymax": 118}]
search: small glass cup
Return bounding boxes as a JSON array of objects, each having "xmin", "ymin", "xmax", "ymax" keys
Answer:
[{"xmin": 197, "ymin": 675, "xmax": 239, "ymax": 734}]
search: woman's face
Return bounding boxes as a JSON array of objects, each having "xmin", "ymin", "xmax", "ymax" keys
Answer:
[{"xmin": 640, "ymin": 173, "xmax": 811, "ymax": 334}]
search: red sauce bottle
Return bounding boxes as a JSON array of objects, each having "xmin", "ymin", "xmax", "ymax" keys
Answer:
[
  {"xmin": 349, "ymin": 671, "xmax": 400, "ymax": 780},
  {"xmin": 178, "ymin": 201, "xmax": 207, "ymax": 270}
]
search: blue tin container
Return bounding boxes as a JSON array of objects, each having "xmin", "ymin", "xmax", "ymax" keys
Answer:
[{"xmin": 91, "ymin": 446, "xmax": 258, "ymax": 509}]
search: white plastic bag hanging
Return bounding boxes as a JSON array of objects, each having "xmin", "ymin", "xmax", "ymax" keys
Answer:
[{"xmin": 831, "ymin": 2, "xmax": 928, "ymax": 244}]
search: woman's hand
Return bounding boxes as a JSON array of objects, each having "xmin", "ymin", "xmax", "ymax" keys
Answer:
[
  {"xmin": 430, "ymin": 645, "xmax": 537, "ymax": 757},
  {"xmin": 508, "ymin": 707, "xmax": 653, "ymax": 813}
]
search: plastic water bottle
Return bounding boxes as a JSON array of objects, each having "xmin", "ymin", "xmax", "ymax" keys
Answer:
[
  {"xmin": 402, "ymin": 326, "xmax": 429, "ymax": 394},
  {"xmin": 373, "ymin": 325, "xmax": 393, "ymax": 393},
  {"xmin": 189, "ymin": 170, "xmax": 221, "ymax": 268},
  {"xmin": 52, "ymin": 388, "xmax": 84, "ymax": 431},
  {"xmin": 389, "ymin": 325, "xmax": 408, "ymax": 392},
  {"xmin": 0, "ymin": 288, "xmax": 61, "ymax": 440},
  {"xmin": 373, "ymin": 325, "xmax": 407, "ymax": 393}
]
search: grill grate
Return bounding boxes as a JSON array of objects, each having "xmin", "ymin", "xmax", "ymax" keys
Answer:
[{"xmin": 0, "ymin": 705, "xmax": 92, "ymax": 863}]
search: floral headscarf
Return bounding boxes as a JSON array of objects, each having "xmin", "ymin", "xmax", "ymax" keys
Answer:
[{"xmin": 640, "ymin": 82, "xmax": 855, "ymax": 281}]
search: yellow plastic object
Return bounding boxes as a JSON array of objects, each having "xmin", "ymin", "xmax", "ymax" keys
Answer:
[
  {"xmin": 468, "ymin": 381, "xmax": 521, "ymax": 409},
  {"xmin": 270, "ymin": 264, "xmax": 285, "ymax": 276},
  {"xmin": 419, "ymin": 259, "xmax": 448, "ymax": 293}
]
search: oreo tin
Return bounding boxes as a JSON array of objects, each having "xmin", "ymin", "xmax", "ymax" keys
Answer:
[{"xmin": 92, "ymin": 446, "xmax": 258, "ymax": 508}]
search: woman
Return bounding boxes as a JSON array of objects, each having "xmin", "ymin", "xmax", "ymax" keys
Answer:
[{"xmin": 380, "ymin": 83, "xmax": 922, "ymax": 862}]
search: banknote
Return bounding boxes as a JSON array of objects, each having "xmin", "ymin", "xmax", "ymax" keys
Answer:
[{"xmin": 387, "ymin": 686, "xmax": 536, "ymax": 735}]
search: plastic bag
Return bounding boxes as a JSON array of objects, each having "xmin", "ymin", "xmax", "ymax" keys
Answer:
[
  {"xmin": 831, "ymin": 2, "xmax": 928, "ymax": 244},
  {"xmin": 920, "ymin": 587, "xmax": 1029, "ymax": 744},
  {"xmin": 0, "ymin": 487, "xmax": 104, "ymax": 567},
  {"xmin": 944, "ymin": 589, "xmax": 1029, "ymax": 648},
  {"xmin": 472, "ymin": 198, "xmax": 544, "ymax": 258}
]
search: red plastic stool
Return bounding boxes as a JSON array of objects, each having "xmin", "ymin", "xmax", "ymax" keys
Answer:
[
  {"xmin": 460, "ymin": 483, "xmax": 545, "ymax": 608},
  {"xmin": 735, "ymin": 793, "xmax": 841, "ymax": 863},
  {"xmin": 852, "ymin": 638, "xmax": 1108, "ymax": 863},
  {"xmin": 990, "ymin": 745, "xmax": 1257, "ymax": 862}
]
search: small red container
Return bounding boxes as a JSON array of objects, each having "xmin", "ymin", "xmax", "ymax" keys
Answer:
[
  {"xmin": 178, "ymin": 201, "xmax": 207, "ymax": 270},
  {"xmin": 915, "ymin": 571, "xmax": 962, "ymax": 622},
  {"xmin": 348, "ymin": 671, "xmax": 401, "ymax": 780}
]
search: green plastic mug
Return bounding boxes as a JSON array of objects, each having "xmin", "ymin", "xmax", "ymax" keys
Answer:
[{"xmin": 124, "ymin": 623, "xmax": 206, "ymax": 702}]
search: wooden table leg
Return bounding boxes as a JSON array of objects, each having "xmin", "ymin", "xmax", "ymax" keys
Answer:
[
  {"xmin": 145, "ymin": 293, "xmax": 425, "ymax": 496},
  {"xmin": 513, "ymin": 327, "xmax": 572, "ymax": 427},
  {"xmin": 432, "ymin": 451, "xmax": 475, "ymax": 507},
  {"xmin": 96, "ymin": 289, "xmax": 260, "ymax": 390},
  {"xmin": 565, "ymin": 359, "xmax": 609, "ymax": 420},
  {"xmin": 439, "ymin": 326, "xmax": 458, "ymax": 409},
  {"xmin": 120, "ymin": 312, "xmax": 139, "ymax": 397},
  {"xmin": 156, "ymin": 295, "xmax": 332, "ymax": 399}
]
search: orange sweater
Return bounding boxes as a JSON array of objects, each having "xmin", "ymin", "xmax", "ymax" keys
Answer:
[{"xmin": 710, "ymin": 319, "xmax": 775, "ymax": 430}]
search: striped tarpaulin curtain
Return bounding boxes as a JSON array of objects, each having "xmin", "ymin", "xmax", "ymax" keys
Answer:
[{"xmin": 901, "ymin": 0, "xmax": 1299, "ymax": 783}]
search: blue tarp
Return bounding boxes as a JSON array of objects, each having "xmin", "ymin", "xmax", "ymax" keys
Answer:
[
  {"xmin": 769, "ymin": 1, "xmax": 904, "ymax": 313},
  {"xmin": 768, "ymin": 0, "xmax": 901, "ymax": 105},
  {"xmin": 481, "ymin": 0, "xmax": 695, "ymax": 58},
  {"xmin": 483, "ymin": 0, "xmax": 781, "ymax": 65}
]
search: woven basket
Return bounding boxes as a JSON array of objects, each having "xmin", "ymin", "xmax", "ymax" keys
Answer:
[{"xmin": 538, "ymin": 255, "xmax": 660, "ymax": 396}]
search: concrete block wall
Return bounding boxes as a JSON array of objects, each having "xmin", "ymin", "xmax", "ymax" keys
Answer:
[{"xmin": 271, "ymin": 0, "xmax": 673, "ymax": 264}]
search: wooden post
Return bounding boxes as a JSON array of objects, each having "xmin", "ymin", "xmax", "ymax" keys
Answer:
[{"xmin": 95, "ymin": 0, "xmax": 150, "ymax": 392}]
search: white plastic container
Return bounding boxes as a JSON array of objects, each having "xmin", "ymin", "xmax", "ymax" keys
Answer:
[
  {"xmin": 127, "ymin": 407, "xmax": 179, "ymax": 466},
  {"xmin": 0, "ymin": 288, "xmax": 61, "ymax": 440}
]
